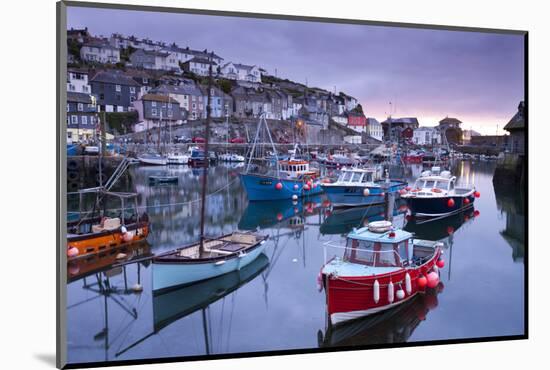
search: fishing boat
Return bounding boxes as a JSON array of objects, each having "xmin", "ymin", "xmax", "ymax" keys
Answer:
[
  {"xmin": 219, "ymin": 152, "xmax": 245, "ymax": 162},
  {"xmin": 188, "ymin": 148, "xmax": 208, "ymax": 167},
  {"xmin": 148, "ymin": 175, "xmax": 178, "ymax": 184},
  {"xmin": 240, "ymin": 119, "xmax": 324, "ymax": 201},
  {"xmin": 152, "ymin": 54, "xmax": 269, "ymax": 294},
  {"xmin": 166, "ymin": 152, "xmax": 189, "ymax": 165},
  {"xmin": 321, "ymin": 167, "xmax": 407, "ymax": 208},
  {"xmin": 401, "ymin": 166, "xmax": 479, "ymax": 217},
  {"xmin": 137, "ymin": 152, "xmax": 167, "ymax": 166},
  {"xmin": 152, "ymin": 231, "xmax": 269, "ymax": 293},
  {"xmin": 67, "ymin": 188, "xmax": 150, "ymax": 260},
  {"xmin": 320, "ymin": 220, "xmax": 444, "ymax": 325}
]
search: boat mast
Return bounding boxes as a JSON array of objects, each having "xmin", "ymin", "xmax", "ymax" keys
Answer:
[{"xmin": 199, "ymin": 52, "xmax": 214, "ymax": 252}]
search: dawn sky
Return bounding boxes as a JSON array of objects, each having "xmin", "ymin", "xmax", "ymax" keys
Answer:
[{"xmin": 68, "ymin": 6, "xmax": 525, "ymax": 135}]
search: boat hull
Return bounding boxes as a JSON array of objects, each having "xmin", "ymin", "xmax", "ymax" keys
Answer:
[
  {"xmin": 323, "ymin": 250, "xmax": 440, "ymax": 326},
  {"xmin": 240, "ymin": 173, "xmax": 323, "ymax": 201},
  {"xmin": 405, "ymin": 194, "xmax": 475, "ymax": 217},
  {"xmin": 138, "ymin": 157, "xmax": 167, "ymax": 166},
  {"xmin": 322, "ymin": 180, "xmax": 407, "ymax": 208},
  {"xmin": 152, "ymin": 241, "xmax": 267, "ymax": 293}
]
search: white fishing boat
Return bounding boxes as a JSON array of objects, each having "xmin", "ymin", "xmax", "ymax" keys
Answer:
[
  {"xmin": 167, "ymin": 152, "xmax": 189, "ymax": 165},
  {"xmin": 138, "ymin": 153, "xmax": 167, "ymax": 166},
  {"xmin": 219, "ymin": 153, "xmax": 245, "ymax": 162}
]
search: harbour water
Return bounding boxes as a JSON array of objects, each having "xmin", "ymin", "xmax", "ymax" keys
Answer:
[{"xmin": 66, "ymin": 160, "xmax": 525, "ymax": 364}]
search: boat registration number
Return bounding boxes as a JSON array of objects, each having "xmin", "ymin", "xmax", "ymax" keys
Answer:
[{"xmin": 259, "ymin": 180, "xmax": 273, "ymax": 185}]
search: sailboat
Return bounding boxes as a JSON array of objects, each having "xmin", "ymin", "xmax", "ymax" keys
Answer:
[{"xmin": 152, "ymin": 53, "xmax": 269, "ymax": 294}]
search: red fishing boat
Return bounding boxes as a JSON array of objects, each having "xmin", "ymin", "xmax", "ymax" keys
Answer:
[{"xmin": 320, "ymin": 221, "xmax": 444, "ymax": 325}]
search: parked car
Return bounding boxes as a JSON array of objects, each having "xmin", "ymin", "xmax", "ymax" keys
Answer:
[
  {"xmin": 230, "ymin": 137, "xmax": 245, "ymax": 144},
  {"xmin": 174, "ymin": 135, "xmax": 192, "ymax": 143},
  {"xmin": 192, "ymin": 137, "xmax": 206, "ymax": 143}
]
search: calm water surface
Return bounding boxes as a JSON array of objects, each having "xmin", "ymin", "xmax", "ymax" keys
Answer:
[{"xmin": 66, "ymin": 160, "xmax": 525, "ymax": 364}]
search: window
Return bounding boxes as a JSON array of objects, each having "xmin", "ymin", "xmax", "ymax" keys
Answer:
[
  {"xmin": 151, "ymin": 108, "xmax": 157, "ymax": 116},
  {"xmin": 82, "ymin": 86, "xmax": 89, "ymax": 92},
  {"xmin": 435, "ymin": 181, "xmax": 449, "ymax": 191},
  {"xmin": 69, "ymin": 84, "xmax": 75, "ymax": 91},
  {"xmin": 66, "ymin": 104, "xmax": 70, "ymax": 112},
  {"xmin": 99, "ymin": 93, "xmax": 104, "ymax": 100},
  {"xmin": 130, "ymin": 87, "xmax": 135, "ymax": 93},
  {"xmin": 81, "ymin": 116, "xmax": 87, "ymax": 125},
  {"xmin": 340, "ymin": 171, "xmax": 353, "ymax": 182},
  {"xmin": 351, "ymin": 172, "xmax": 362, "ymax": 182},
  {"xmin": 71, "ymin": 116, "xmax": 78, "ymax": 124},
  {"xmin": 151, "ymin": 101, "xmax": 157, "ymax": 107},
  {"xmin": 115, "ymin": 84, "xmax": 121, "ymax": 92},
  {"xmin": 192, "ymin": 103, "xmax": 196, "ymax": 109},
  {"xmin": 143, "ymin": 78, "xmax": 148, "ymax": 84},
  {"xmin": 424, "ymin": 180, "xmax": 436, "ymax": 189},
  {"xmin": 361, "ymin": 173, "xmax": 373, "ymax": 183},
  {"xmin": 168, "ymin": 109, "xmax": 173, "ymax": 117},
  {"xmin": 67, "ymin": 132, "xmax": 72, "ymax": 139},
  {"xmin": 77, "ymin": 103, "xmax": 83, "ymax": 111}
]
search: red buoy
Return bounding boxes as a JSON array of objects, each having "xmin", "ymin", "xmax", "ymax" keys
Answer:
[
  {"xmin": 436, "ymin": 259, "xmax": 445, "ymax": 268},
  {"xmin": 464, "ymin": 197, "xmax": 470, "ymax": 204},
  {"xmin": 474, "ymin": 191, "xmax": 481, "ymax": 198},
  {"xmin": 417, "ymin": 275, "xmax": 427, "ymax": 289},
  {"xmin": 405, "ymin": 186, "xmax": 411, "ymax": 191},
  {"xmin": 303, "ymin": 184, "xmax": 310, "ymax": 191},
  {"xmin": 446, "ymin": 226, "xmax": 454, "ymax": 235},
  {"xmin": 276, "ymin": 212, "xmax": 283, "ymax": 221},
  {"xmin": 275, "ymin": 182, "xmax": 283, "ymax": 190},
  {"xmin": 447, "ymin": 198, "xmax": 455, "ymax": 208},
  {"xmin": 426, "ymin": 272, "xmax": 440, "ymax": 289},
  {"xmin": 380, "ymin": 192, "xmax": 385, "ymax": 197},
  {"xmin": 474, "ymin": 210, "xmax": 480, "ymax": 217}
]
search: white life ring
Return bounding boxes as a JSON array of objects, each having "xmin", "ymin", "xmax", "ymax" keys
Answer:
[{"xmin": 368, "ymin": 220, "xmax": 392, "ymax": 233}]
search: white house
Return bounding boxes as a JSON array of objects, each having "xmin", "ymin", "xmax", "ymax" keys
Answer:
[
  {"xmin": 413, "ymin": 127, "xmax": 441, "ymax": 145},
  {"xmin": 220, "ymin": 62, "xmax": 262, "ymax": 83},
  {"xmin": 129, "ymin": 49, "xmax": 180, "ymax": 72},
  {"xmin": 182, "ymin": 57, "xmax": 218, "ymax": 76},
  {"xmin": 67, "ymin": 68, "xmax": 91, "ymax": 94},
  {"xmin": 162, "ymin": 44, "xmax": 223, "ymax": 65},
  {"xmin": 367, "ymin": 118, "xmax": 383, "ymax": 142},
  {"xmin": 80, "ymin": 40, "xmax": 120, "ymax": 64}
]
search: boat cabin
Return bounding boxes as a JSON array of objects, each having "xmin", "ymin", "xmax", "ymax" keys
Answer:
[
  {"xmin": 335, "ymin": 167, "xmax": 383, "ymax": 185},
  {"xmin": 412, "ymin": 167, "xmax": 456, "ymax": 193},
  {"xmin": 277, "ymin": 159, "xmax": 317, "ymax": 179},
  {"xmin": 343, "ymin": 227, "xmax": 414, "ymax": 269}
]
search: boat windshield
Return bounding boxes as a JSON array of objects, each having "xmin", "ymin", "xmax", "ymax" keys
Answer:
[
  {"xmin": 340, "ymin": 171, "xmax": 353, "ymax": 182},
  {"xmin": 351, "ymin": 172, "xmax": 362, "ymax": 183},
  {"xmin": 344, "ymin": 239, "xmax": 403, "ymax": 267},
  {"xmin": 434, "ymin": 180, "xmax": 449, "ymax": 191},
  {"xmin": 361, "ymin": 172, "xmax": 373, "ymax": 183}
]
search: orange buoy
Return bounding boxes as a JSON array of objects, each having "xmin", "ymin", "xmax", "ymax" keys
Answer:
[
  {"xmin": 474, "ymin": 191, "xmax": 481, "ymax": 198},
  {"xmin": 417, "ymin": 275, "xmax": 427, "ymax": 289},
  {"xmin": 436, "ymin": 259, "xmax": 445, "ymax": 268}
]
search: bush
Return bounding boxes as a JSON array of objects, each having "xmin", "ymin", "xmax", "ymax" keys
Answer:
[{"xmin": 105, "ymin": 111, "xmax": 139, "ymax": 135}]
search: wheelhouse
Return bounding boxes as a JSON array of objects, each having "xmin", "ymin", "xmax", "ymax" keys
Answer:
[
  {"xmin": 343, "ymin": 228, "xmax": 413, "ymax": 268},
  {"xmin": 336, "ymin": 168, "xmax": 381, "ymax": 185}
]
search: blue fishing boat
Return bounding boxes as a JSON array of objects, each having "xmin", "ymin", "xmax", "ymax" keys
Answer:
[
  {"xmin": 401, "ymin": 166, "xmax": 479, "ymax": 217},
  {"xmin": 321, "ymin": 167, "xmax": 407, "ymax": 208},
  {"xmin": 240, "ymin": 115, "xmax": 323, "ymax": 201}
]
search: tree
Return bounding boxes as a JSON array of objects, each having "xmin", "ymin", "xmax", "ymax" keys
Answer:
[{"xmin": 218, "ymin": 79, "xmax": 233, "ymax": 94}]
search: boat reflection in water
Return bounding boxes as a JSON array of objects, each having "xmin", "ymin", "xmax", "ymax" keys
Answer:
[
  {"xmin": 116, "ymin": 254, "xmax": 269, "ymax": 358},
  {"xmin": 238, "ymin": 196, "xmax": 323, "ymax": 231},
  {"xmin": 318, "ymin": 283, "xmax": 443, "ymax": 348},
  {"xmin": 404, "ymin": 206, "xmax": 478, "ymax": 242},
  {"xmin": 67, "ymin": 241, "xmax": 152, "ymax": 283}
]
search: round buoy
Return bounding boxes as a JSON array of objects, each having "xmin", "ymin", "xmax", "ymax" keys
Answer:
[
  {"xmin": 446, "ymin": 226, "xmax": 454, "ymax": 235},
  {"xmin": 447, "ymin": 198, "xmax": 455, "ymax": 208},
  {"xmin": 304, "ymin": 184, "xmax": 310, "ymax": 191},
  {"xmin": 275, "ymin": 182, "xmax": 283, "ymax": 190},
  {"xmin": 363, "ymin": 188, "xmax": 370, "ymax": 197},
  {"xmin": 67, "ymin": 246, "xmax": 79, "ymax": 258},
  {"xmin": 396, "ymin": 289, "xmax": 405, "ymax": 300},
  {"xmin": 436, "ymin": 258, "xmax": 445, "ymax": 268},
  {"xmin": 293, "ymin": 184, "xmax": 299, "ymax": 190},
  {"xmin": 292, "ymin": 194, "xmax": 298, "ymax": 201},
  {"xmin": 464, "ymin": 215, "xmax": 470, "ymax": 221},
  {"xmin": 307, "ymin": 181, "xmax": 313, "ymax": 188},
  {"xmin": 276, "ymin": 212, "xmax": 283, "ymax": 221},
  {"xmin": 405, "ymin": 186, "xmax": 411, "ymax": 191},
  {"xmin": 426, "ymin": 272, "xmax": 440, "ymax": 288},
  {"xmin": 116, "ymin": 253, "xmax": 127, "ymax": 260},
  {"xmin": 312, "ymin": 183, "xmax": 317, "ymax": 189},
  {"xmin": 474, "ymin": 210, "xmax": 480, "ymax": 217},
  {"xmin": 417, "ymin": 275, "xmax": 427, "ymax": 289},
  {"xmin": 474, "ymin": 191, "xmax": 481, "ymax": 198},
  {"xmin": 380, "ymin": 192, "xmax": 385, "ymax": 197},
  {"xmin": 464, "ymin": 197, "xmax": 470, "ymax": 205}
]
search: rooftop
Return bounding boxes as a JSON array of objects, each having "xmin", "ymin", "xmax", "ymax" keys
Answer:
[
  {"xmin": 141, "ymin": 94, "xmax": 180, "ymax": 104},
  {"xmin": 504, "ymin": 101, "xmax": 525, "ymax": 131},
  {"xmin": 89, "ymin": 70, "xmax": 140, "ymax": 86},
  {"xmin": 67, "ymin": 92, "xmax": 94, "ymax": 104}
]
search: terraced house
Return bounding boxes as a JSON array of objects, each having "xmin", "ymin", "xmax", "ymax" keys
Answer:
[
  {"xmin": 132, "ymin": 94, "xmax": 183, "ymax": 132},
  {"xmin": 80, "ymin": 40, "xmax": 120, "ymax": 64},
  {"xmin": 221, "ymin": 62, "xmax": 262, "ymax": 83},
  {"xmin": 129, "ymin": 49, "xmax": 180, "ymax": 72},
  {"xmin": 181, "ymin": 57, "xmax": 218, "ymax": 76},
  {"xmin": 89, "ymin": 70, "xmax": 140, "ymax": 112},
  {"xmin": 66, "ymin": 92, "xmax": 98, "ymax": 143}
]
